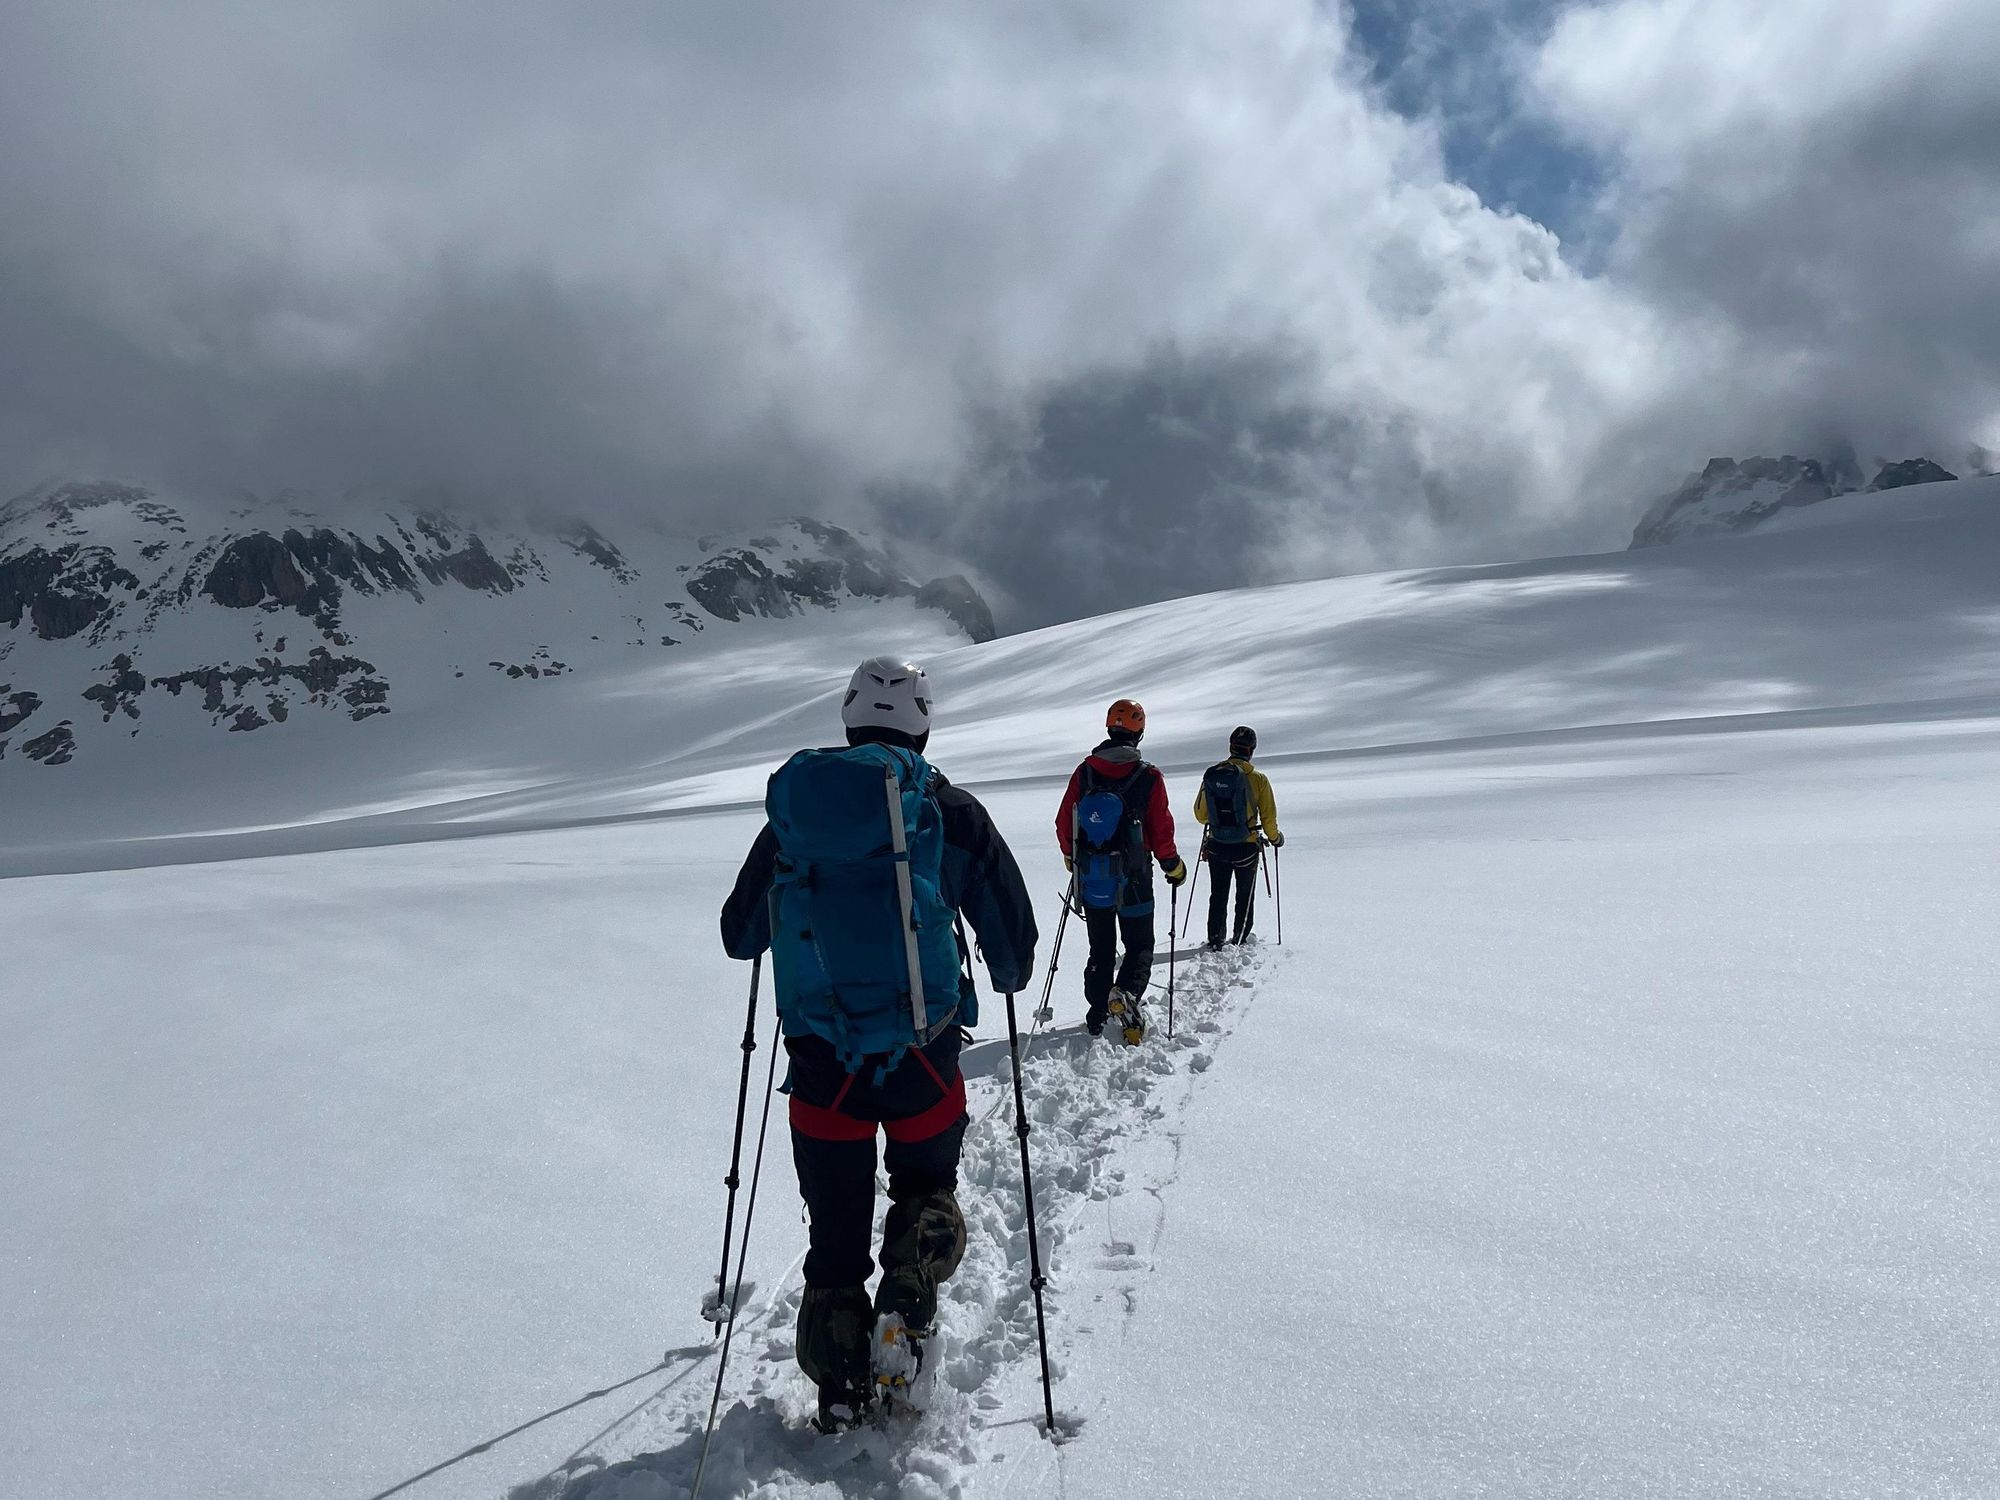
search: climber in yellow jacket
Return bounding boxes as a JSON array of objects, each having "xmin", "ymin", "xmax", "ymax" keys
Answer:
[{"xmin": 1192, "ymin": 725, "xmax": 1282, "ymax": 949}]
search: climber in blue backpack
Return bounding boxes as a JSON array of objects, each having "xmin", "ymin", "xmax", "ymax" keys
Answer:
[
  {"xmin": 1054, "ymin": 699, "xmax": 1187, "ymax": 1041},
  {"xmin": 720, "ymin": 656, "xmax": 1037, "ymax": 1432}
]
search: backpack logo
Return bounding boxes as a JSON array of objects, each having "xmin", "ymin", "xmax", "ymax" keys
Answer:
[
  {"xmin": 764, "ymin": 744, "xmax": 965, "ymax": 1067},
  {"xmin": 1073, "ymin": 772, "xmax": 1141, "ymax": 910},
  {"xmin": 1203, "ymin": 762, "xmax": 1254, "ymax": 843}
]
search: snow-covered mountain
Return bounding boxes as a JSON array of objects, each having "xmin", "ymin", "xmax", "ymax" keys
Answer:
[
  {"xmin": 6, "ymin": 472, "xmax": 1999, "ymax": 1500},
  {"xmin": 0, "ymin": 481, "xmax": 992, "ymax": 770},
  {"xmin": 1628, "ymin": 451, "xmax": 1977, "ymax": 546}
]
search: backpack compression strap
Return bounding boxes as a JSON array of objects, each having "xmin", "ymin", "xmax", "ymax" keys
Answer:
[{"xmin": 882, "ymin": 757, "xmax": 929, "ymax": 1041}]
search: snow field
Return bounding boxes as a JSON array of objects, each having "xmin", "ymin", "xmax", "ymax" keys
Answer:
[
  {"xmin": 522, "ymin": 930, "xmax": 1275, "ymax": 1499},
  {"xmin": 6, "ymin": 480, "xmax": 2000, "ymax": 1499}
]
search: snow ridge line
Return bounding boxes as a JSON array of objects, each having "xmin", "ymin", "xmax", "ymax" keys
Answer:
[{"xmin": 517, "ymin": 942, "xmax": 1273, "ymax": 1500}]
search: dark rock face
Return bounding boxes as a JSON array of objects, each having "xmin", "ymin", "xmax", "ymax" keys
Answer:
[
  {"xmin": 204, "ymin": 527, "xmax": 430, "ymax": 634},
  {"xmin": 82, "ymin": 655, "xmax": 146, "ymax": 722},
  {"xmin": 205, "ymin": 534, "xmax": 311, "ymax": 610},
  {"xmin": 488, "ymin": 648, "xmax": 569, "ymax": 679},
  {"xmin": 791, "ymin": 519, "xmax": 905, "ymax": 599},
  {"xmin": 1632, "ymin": 456, "xmax": 1835, "ymax": 548},
  {"xmin": 0, "ymin": 545, "xmax": 140, "ymax": 641},
  {"xmin": 683, "ymin": 519, "xmax": 996, "ymax": 640},
  {"xmin": 3, "ymin": 482, "xmax": 998, "ymax": 767},
  {"xmin": 916, "ymin": 575, "xmax": 997, "ymax": 643},
  {"xmin": 562, "ymin": 525, "xmax": 638, "ymax": 583},
  {"xmin": 1633, "ymin": 452, "xmax": 1968, "ymax": 548},
  {"xmin": 151, "ymin": 648, "xmax": 391, "ymax": 726},
  {"xmin": 414, "ymin": 532, "xmax": 514, "ymax": 594},
  {"xmin": 0, "ymin": 688, "xmax": 42, "ymax": 732},
  {"xmin": 1870, "ymin": 458, "xmax": 1957, "ymax": 491},
  {"xmin": 687, "ymin": 549, "xmax": 798, "ymax": 622},
  {"xmin": 23, "ymin": 721, "xmax": 76, "ymax": 765}
]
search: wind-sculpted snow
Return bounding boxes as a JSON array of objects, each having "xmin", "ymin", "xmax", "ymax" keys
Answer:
[{"xmin": 516, "ymin": 943, "xmax": 1271, "ymax": 1500}]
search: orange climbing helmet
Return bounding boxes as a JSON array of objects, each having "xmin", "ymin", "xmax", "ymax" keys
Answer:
[{"xmin": 1105, "ymin": 698, "xmax": 1147, "ymax": 736}]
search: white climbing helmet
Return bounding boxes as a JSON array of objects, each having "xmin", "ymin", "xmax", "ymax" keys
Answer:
[{"xmin": 841, "ymin": 655, "xmax": 933, "ymax": 738}]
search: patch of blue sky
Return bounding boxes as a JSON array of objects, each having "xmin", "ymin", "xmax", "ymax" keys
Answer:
[{"xmin": 1339, "ymin": 0, "xmax": 1612, "ymax": 266}]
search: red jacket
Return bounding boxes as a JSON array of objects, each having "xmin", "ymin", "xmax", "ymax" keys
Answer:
[{"xmin": 1055, "ymin": 742, "xmax": 1178, "ymax": 863}]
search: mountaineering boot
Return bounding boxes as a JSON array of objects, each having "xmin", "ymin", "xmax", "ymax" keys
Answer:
[
  {"xmin": 1107, "ymin": 987, "xmax": 1146, "ymax": 1045},
  {"xmin": 872, "ymin": 1189, "xmax": 965, "ymax": 1412},
  {"xmin": 798, "ymin": 1284, "xmax": 875, "ymax": 1433},
  {"xmin": 812, "ymin": 1386, "xmax": 877, "ymax": 1434},
  {"xmin": 875, "ymin": 1188, "xmax": 967, "ymax": 1333},
  {"xmin": 871, "ymin": 1312, "xmax": 926, "ymax": 1412}
]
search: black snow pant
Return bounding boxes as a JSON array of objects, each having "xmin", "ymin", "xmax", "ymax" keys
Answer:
[
  {"xmin": 1083, "ymin": 904, "xmax": 1154, "ymax": 1025},
  {"xmin": 787, "ymin": 1027, "xmax": 969, "ymax": 1399},
  {"xmin": 1206, "ymin": 841, "xmax": 1261, "ymax": 945}
]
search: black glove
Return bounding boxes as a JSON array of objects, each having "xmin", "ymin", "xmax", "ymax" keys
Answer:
[
  {"xmin": 1162, "ymin": 856, "xmax": 1189, "ymax": 887},
  {"xmin": 1268, "ymin": 832, "xmax": 1285, "ymax": 849}
]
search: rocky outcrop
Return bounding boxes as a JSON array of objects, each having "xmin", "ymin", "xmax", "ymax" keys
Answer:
[
  {"xmin": 561, "ymin": 525, "xmax": 638, "ymax": 583},
  {"xmin": 686, "ymin": 549, "xmax": 797, "ymax": 622},
  {"xmin": 684, "ymin": 519, "xmax": 995, "ymax": 639},
  {"xmin": 0, "ymin": 545, "xmax": 141, "ymax": 642},
  {"xmin": 23, "ymin": 720, "xmax": 76, "ymax": 765},
  {"xmin": 1631, "ymin": 457, "xmax": 1833, "ymax": 548},
  {"xmin": 488, "ymin": 648, "xmax": 569, "ymax": 679},
  {"xmin": 150, "ymin": 648, "xmax": 390, "ymax": 726},
  {"xmin": 915, "ymin": 575, "xmax": 997, "ymax": 643},
  {"xmin": 2, "ymin": 483, "xmax": 996, "ymax": 767},
  {"xmin": 1870, "ymin": 458, "xmax": 1956, "ymax": 491},
  {"xmin": 412, "ymin": 531, "xmax": 514, "ymax": 594},
  {"xmin": 1632, "ymin": 453, "xmax": 1969, "ymax": 548},
  {"xmin": 82, "ymin": 655, "xmax": 146, "ymax": 722},
  {"xmin": 0, "ymin": 687, "xmax": 42, "ymax": 732}
]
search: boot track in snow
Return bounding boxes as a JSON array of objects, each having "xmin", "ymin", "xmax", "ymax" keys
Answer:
[{"xmin": 512, "ymin": 942, "xmax": 1273, "ymax": 1500}]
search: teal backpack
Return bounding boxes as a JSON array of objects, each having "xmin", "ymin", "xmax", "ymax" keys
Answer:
[{"xmin": 765, "ymin": 743, "xmax": 966, "ymax": 1068}]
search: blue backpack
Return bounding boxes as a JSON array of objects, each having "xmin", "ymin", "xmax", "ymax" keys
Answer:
[
  {"xmin": 1202, "ymin": 761, "xmax": 1255, "ymax": 844},
  {"xmin": 765, "ymin": 743, "xmax": 967, "ymax": 1069},
  {"xmin": 1072, "ymin": 764, "xmax": 1150, "ymax": 911}
]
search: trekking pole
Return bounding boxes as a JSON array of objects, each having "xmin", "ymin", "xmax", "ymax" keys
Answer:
[
  {"xmin": 1180, "ymin": 841, "xmax": 1205, "ymax": 943},
  {"xmin": 1260, "ymin": 842, "xmax": 1273, "ymax": 897},
  {"xmin": 691, "ymin": 1014, "xmax": 781, "ymax": 1500},
  {"xmin": 703, "ymin": 955, "xmax": 762, "ymax": 1334},
  {"xmin": 1002, "ymin": 989, "xmax": 1059, "ymax": 1436},
  {"xmin": 1167, "ymin": 884, "xmax": 1177, "ymax": 1040},
  {"xmin": 1273, "ymin": 845, "xmax": 1283, "ymax": 946},
  {"xmin": 1033, "ymin": 878, "xmax": 1074, "ymax": 1025}
]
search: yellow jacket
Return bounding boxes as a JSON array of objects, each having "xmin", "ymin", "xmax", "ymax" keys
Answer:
[{"xmin": 1193, "ymin": 756, "xmax": 1280, "ymax": 844}]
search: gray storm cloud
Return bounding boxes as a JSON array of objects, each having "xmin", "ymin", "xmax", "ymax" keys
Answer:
[{"xmin": 2, "ymin": 0, "xmax": 1995, "ymax": 626}]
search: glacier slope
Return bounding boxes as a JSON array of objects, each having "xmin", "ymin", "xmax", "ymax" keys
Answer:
[{"xmin": 2, "ymin": 478, "xmax": 1997, "ymax": 1498}]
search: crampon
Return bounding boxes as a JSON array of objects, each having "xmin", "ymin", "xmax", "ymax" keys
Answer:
[
  {"xmin": 1106, "ymin": 988, "xmax": 1147, "ymax": 1045},
  {"xmin": 871, "ymin": 1312, "xmax": 928, "ymax": 1415}
]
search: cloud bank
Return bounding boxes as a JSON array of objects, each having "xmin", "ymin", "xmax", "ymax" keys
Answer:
[{"xmin": 1, "ymin": 1, "xmax": 1995, "ymax": 623}]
